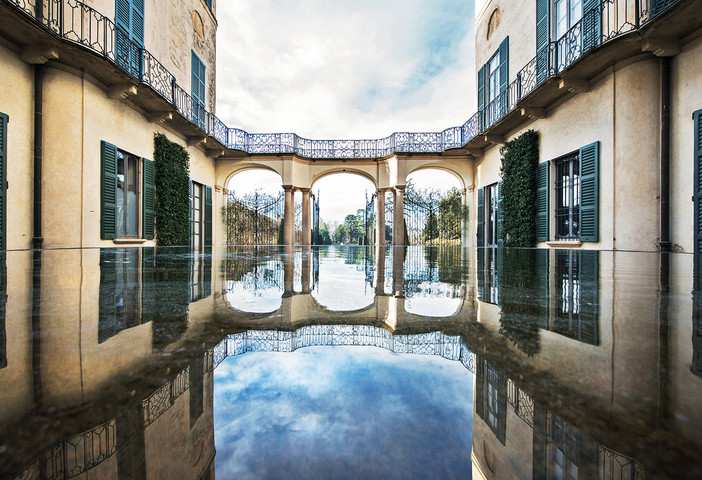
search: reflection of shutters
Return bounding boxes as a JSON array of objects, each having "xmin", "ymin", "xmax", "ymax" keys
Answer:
[
  {"xmin": 532, "ymin": 403, "xmax": 548, "ymax": 480},
  {"xmin": 98, "ymin": 249, "xmax": 118, "ymax": 343},
  {"xmin": 190, "ymin": 355, "xmax": 204, "ymax": 427},
  {"xmin": 496, "ymin": 182, "xmax": 504, "ymax": 246},
  {"xmin": 101, "ymin": 141, "xmax": 119, "ymax": 240},
  {"xmin": 498, "ymin": 38, "xmax": 509, "ymax": 117},
  {"xmin": 0, "ymin": 253, "xmax": 6, "ymax": 369},
  {"xmin": 695, "ymin": 110, "xmax": 702, "ymax": 259},
  {"xmin": 536, "ymin": 162, "xmax": 549, "ymax": 242},
  {"xmin": 204, "ymin": 185, "xmax": 213, "ymax": 246},
  {"xmin": 496, "ymin": 371, "xmax": 507, "ymax": 445},
  {"xmin": 477, "ymin": 187, "xmax": 485, "ymax": 247},
  {"xmin": 0, "ymin": 113, "xmax": 6, "ymax": 251},
  {"xmin": 535, "ymin": 249, "xmax": 550, "ymax": 329},
  {"xmin": 116, "ymin": 405, "xmax": 146, "ymax": 480},
  {"xmin": 141, "ymin": 247, "xmax": 156, "ymax": 323},
  {"xmin": 477, "ymin": 66, "xmax": 486, "ymax": 131},
  {"xmin": 579, "ymin": 250, "xmax": 599, "ymax": 345},
  {"xmin": 477, "ymin": 249, "xmax": 485, "ymax": 301},
  {"xmin": 475, "ymin": 357, "xmax": 485, "ymax": 419},
  {"xmin": 142, "ymin": 159, "xmax": 154, "ymax": 240},
  {"xmin": 189, "ymin": 179, "xmax": 193, "ymax": 247},
  {"xmin": 203, "ymin": 253, "xmax": 212, "ymax": 298},
  {"xmin": 579, "ymin": 142, "xmax": 599, "ymax": 242},
  {"xmin": 536, "ymin": 0, "xmax": 550, "ymax": 82},
  {"xmin": 582, "ymin": 0, "xmax": 601, "ymax": 52}
]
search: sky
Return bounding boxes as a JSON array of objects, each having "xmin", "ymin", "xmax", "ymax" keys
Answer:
[
  {"xmin": 213, "ymin": 346, "xmax": 474, "ymax": 479},
  {"xmin": 215, "ymin": 0, "xmax": 477, "ymax": 139},
  {"xmin": 216, "ymin": 0, "xmax": 477, "ymax": 224}
]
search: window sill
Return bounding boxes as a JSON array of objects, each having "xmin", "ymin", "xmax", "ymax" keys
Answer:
[
  {"xmin": 113, "ymin": 238, "xmax": 147, "ymax": 245},
  {"xmin": 546, "ymin": 240, "xmax": 582, "ymax": 248}
]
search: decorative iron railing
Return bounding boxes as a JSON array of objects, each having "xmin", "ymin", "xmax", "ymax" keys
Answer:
[{"xmin": 2, "ymin": 0, "xmax": 685, "ymax": 159}]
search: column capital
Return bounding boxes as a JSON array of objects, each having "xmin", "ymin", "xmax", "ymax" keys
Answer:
[
  {"xmin": 467, "ymin": 185, "xmax": 475, "ymax": 193},
  {"xmin": 282, "ymin": 185, "xmax": 294, "ymax": 192},
  {"xmin": 394, "ymin": 185, "xmax": 406, "ymax": 192},
  {"xmin": 214, "ymin": 185, "xmax": 223, "ymax": 193},
  {"xmin": 299, "ymin": 188, "xmax": 312, "ymax": 194},
  {"xmin": 222, "ymin": 188, "xmax": 229, "ymax": 195}
]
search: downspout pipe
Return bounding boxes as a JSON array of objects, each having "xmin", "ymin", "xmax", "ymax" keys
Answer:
[
  {"xmin": 33, "ymin": 64, "xmax": 43, "ymax": 250},
  {"xmin": 659, "ymin": 56, "xmax": 671, "ymax": 252}
]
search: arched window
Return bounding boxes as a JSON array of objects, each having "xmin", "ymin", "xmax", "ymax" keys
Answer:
[{"xmin": 487, "ymin": 8, "xmax": 501, "ymax": 40}]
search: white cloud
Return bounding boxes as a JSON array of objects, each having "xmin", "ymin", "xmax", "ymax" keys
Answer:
[{"xmin": 215, "ymin": 0, "xmax": 476, "ymax": 140}]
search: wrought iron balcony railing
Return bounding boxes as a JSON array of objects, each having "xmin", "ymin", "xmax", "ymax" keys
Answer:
[{"xmin": 3, "ymin": 0, "xmax": 685, "ymax": 159}]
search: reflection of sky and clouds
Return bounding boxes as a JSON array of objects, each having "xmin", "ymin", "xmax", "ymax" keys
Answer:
[
  {"xmin": 226, "ymin": 259, "xmax": 284, "ymax": 313},
  {"xmin": 312, "ymin": 248, "xmax": 376, "ymax": 311},
  {"xmin": 214, "ymin": 347, "xmax": 474, "ymax": 479}
]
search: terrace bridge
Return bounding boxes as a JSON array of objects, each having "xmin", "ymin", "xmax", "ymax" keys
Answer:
[{"xmin": 214, "ymin": 152, "xmax": 475, "ymax": 247}]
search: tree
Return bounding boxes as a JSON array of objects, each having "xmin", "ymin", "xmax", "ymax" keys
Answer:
[
  {"xmin": 319, "ymin": 222, "xmax": 332, "ymax": 245},
  {"xmin": 344, "ymin": 214, "xmax": 362, "ymax": 244},
  {"xmin": 334, "ymin": 223, "xmax": 347, "ymax": 244},
  {"xmin": 438, "ymin": 189, "xmax": 465, "ymax": 241}
]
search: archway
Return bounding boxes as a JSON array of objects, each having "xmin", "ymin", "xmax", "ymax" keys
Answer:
[
  {"xmin": 403, "ymin": 168, "xmax": 465, "ymax": 246},
  {"xmin": 226, "ymin": 169, "xmax": 285, "ymax": 246}
]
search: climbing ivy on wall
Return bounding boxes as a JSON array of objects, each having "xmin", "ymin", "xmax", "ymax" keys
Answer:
[
  {"xmin": 499, "ymin": 130, "xmax": 540, "ymax": 247},
  {"xmin": 154, "ymin": 133, "xmax": 191, "ymax": 246}
]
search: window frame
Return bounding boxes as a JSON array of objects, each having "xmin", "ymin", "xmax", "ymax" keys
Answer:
[
  {"xmin": 554, "ymin": 151, "xmax": 580, "ymax": 240},
  {"xmin": 115, "ymin": 148, "xmax": 142, "ymax": 239}
]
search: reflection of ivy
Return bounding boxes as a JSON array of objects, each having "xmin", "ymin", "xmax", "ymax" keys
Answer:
[
  {"xmin": 500, "ymin": 130, "xmax": 539, "ymax": 247},
  {"xmin": 498, "ymin": 249, "xmax": 542, "ymax": 356},
  {"xmin": 150, "ymin": 248, "xmax": 191, "ymax": 351}
]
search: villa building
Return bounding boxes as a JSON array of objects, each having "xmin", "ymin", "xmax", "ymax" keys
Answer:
[{"xmin": 0, "ymin": 0, "xmax": 700, "ymax": 252}]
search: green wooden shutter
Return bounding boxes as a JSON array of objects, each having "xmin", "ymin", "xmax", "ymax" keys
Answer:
[
  {"xmin": 115, "ymin": 0, "xmax": 143, "ymax": 77},
  {"xmin": 496, "ymin": 181, "xmax": 504, "ymax": 246},
  {"xmin": 536, "ymin": 0, "xmax": 550, "ymax": 82},
  {"xmin": 192, "ymin": 52, "xmax": 206, "ymax": 129},
  {"xmin": 498, "ymin": 37, "xmax": 509, "ymax": 117},
  {"xmin": 477, "ymin": 187, "xmax": 485, "ymax": 247},
  {"xmin": 142, "ymin": 159, "xmax": 154, "ymax": 240},
  {"xmin": 695, "ymin": 110, "xmax": 702, "ymax": 259},
  {"xmin": 578, "ymin": 250, "xmax": 600, "ymax": 345},
  {"xmin": 582, "ymin": 0, "xmax": 601, "ymax": 52},
  {"xmin": 101, "ymin": 141, "xmax": 119, "ymax": 240},
  {"xmin": 477, "ymin": 65, "xmax": 486, "ymax": 131},
  {"xmin": 536, "ymin": 161, "xmax": 550, "ymax": 242},
  {"xmin": 475, "ymin": 357, "xmax": 485, "ymax": 419},
  {"xmin": 0, "ymin": 113, "xmax": 7, "ymax": 251},
  {"xmin": 204, "ymin": 185, "xmax": 213, "ymax": 247},
  {"xmin": 579, "ymin": 142, "xmax": 599, "ymax": 242}
]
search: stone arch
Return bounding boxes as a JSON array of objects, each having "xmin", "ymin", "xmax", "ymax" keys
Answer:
[
  {"xmin": 405, "ymin": 164, "xmax": 467, "ymax": 191},
  {"xmin": 219, "ymin": 163, "xmax": 284, "ymax": 192},
  {"xmin": 310, "ymin": 168, "xmax": 378, "ymax": 190}
]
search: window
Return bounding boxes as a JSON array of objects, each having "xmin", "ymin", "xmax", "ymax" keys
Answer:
[
  {"xmin": 191, "ymin": 52, "xmax": 206, "ymax": 129},
  {"xmin": 115, "ymin": 0, "xmax": 144, "ymax": 78},
  {"xmin": 477, "ymin": 183, "xmax": 502, "ymax": 249},
  {"xmin": 535, "ymin": 142, "xmax": 598, "ymax": 243},
  {"xmin": 192, "ymin": 181, "xmax": 203, "ymax": 251},
  {"xmin": 487, "ymin": 52, "xmax": 501, "ymax": 103},
  {"xmin": 477, "ymin": 38, "xmax": 509, "ymax": 129},
  {"xmin": 555, "ymin": 153, "xmax": 580, "ymax": 239},
  {"xmin": 101, "ymin": 141, "xmax": 154, "ymax": 240},
  {"xmin": 555, "ymin": 0, "xmax": 582, "ymax": 38},
  {"xmin": 475, "ymin": 357, "xmax": 507, "ymax": 444}
]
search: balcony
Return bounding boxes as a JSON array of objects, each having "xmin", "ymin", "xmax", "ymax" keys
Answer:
[{"xmin": 0, "ymin": 0, "xmax": 699, "ymax": 160}]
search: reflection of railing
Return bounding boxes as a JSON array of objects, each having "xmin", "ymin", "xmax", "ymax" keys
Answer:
[{"xmin": 4, "ymin": 0, "xmax": 685, "ymax": 159}]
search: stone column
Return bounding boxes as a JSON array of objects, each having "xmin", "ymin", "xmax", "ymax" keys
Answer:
[
  {"xmin": 392, "ymin": 246, "xmax": 404, "ymax": 296},
  {"xmin": 376, "ymin": 189, "xmax": 385, "ymax": 246},
  {"xmin": 301, "ymin": 250, "xmax": 311, "ymax": 294},
  {"xmin": 283, "ymin": 185, "xmax": 294, "ymax": 246},
  {"xmin": 375, "ymin": 245, "xmax": 386, "ymax": 296},
  {"xmin": 392, "ymin": 186, "xmax": 405, "ymax": 246},
  {"xmin": 301, "ymin": 188, "xmax": 312, "ymax": 246},
  {"xmin": 283, "ymin": 248, "xmax": 294, "ymax": 297}
]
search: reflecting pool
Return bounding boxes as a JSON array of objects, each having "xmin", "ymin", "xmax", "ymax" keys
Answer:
[{"xmin": 0, "ymin": 246, "xmax": 701, "ymax": 479}]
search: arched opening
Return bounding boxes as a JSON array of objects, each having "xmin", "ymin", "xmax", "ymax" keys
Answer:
[
  {"xmin": 404, "ymin": 168, "xmax": 464, "ymax": 246},
  {"xmin": 311, "ymin": 172, "xmax": 377, "ymax": 246},
  {"xmin": 226, "ymin": 169, "xmax": 284, "ymax": 246}
]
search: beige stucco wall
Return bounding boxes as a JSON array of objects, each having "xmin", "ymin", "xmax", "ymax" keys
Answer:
[
  {"xmin": 475, "ymin": 0, "xmax": 536, "ymax": 87},
  {"xmin": 472, "ymin": 57, "xmax": 663, "ymax": 252},
  {"xmin": 86, "ymin": 0, "xmax": 217, "ymax": 112},
  {"xmin": 0, "ymin": 44, "xmax": 34, "ymax": 250},
  {"xmin": 671, "ymin": 34, "xmax": 702, "ymax": 253},
  {"xmin": 39, "ymin": 65, "xmax": 217, "ymax": 249}
]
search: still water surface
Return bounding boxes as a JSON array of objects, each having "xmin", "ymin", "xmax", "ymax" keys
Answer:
[{"xmin": 0, "ymin": 246, "xmax": 700, "ymax": 479}]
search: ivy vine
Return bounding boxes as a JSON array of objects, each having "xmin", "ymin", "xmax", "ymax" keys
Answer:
[
  {"xmin": 153, "ymin": 133, "xmax": 191, "ymax": 246},
  {"xmin": 499, "ymin": 129, "xmax": 539, "ymax": 247}
]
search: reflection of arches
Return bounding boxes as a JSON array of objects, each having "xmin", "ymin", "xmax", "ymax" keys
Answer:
[{"xmin": 310, "ymin": 169, "xmax": 378, "ymax": 190}]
